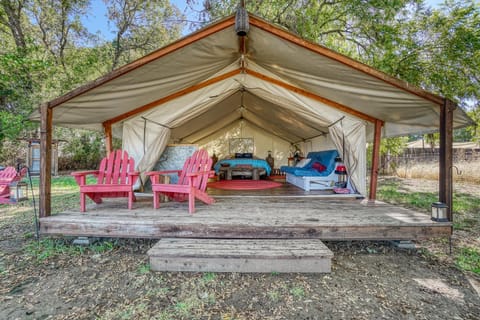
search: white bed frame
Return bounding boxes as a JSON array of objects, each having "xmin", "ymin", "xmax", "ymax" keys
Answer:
[{"xmin": 286, "ymin": 171, "xmax": 338, "ymax": 191}]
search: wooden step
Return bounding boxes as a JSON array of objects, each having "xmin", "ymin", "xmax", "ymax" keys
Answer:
[{"xmin": 148, "ymin": 238, "xmax": 333, "ymax": 273}]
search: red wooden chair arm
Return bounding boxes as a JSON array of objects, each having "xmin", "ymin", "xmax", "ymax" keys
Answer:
[
  {"xmin": 71, "ymin": 170, "xmax": 99, "ymax": 177},
  {"xmin": 186, "ymin": 170, "xmax": 215, "ymax": 177},
  {"xmin": 71, "ymin": 170, "xmax": 99, "ymax": 186},
  {"xmin": 127, "ymin": 171, "xmax": 140, "ymax": 185},
  {"xmin": 146, "ymin": 170, "xmax": 181, "ymax": 184},
  {"xmin": 146, "ymin": 170, "xmax": 182, "ymax": 176},
  {"xmin": 186, "ymin": 170, "xmax": 215, "ymax": 186}
]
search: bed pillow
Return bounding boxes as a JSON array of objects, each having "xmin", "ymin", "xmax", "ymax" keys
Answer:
[
  {"xmin": 311, "ymin": 161, "xmax": 327, "ymax": 172},
  {"xmin": 295, "ymin": 158, "xmax": 311, "ymax": 168}
]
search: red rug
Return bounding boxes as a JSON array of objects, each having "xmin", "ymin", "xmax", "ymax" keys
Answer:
[{"xmin": 208, "ymin": 180, "xmax": 283, "ymax": 190}]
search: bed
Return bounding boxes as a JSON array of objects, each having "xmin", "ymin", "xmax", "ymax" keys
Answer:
[{"xmin": 213, "ymin": 158, "xmax": 272, "ymax": 177}]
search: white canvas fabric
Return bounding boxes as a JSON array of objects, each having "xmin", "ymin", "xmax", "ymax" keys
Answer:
[{"xmin": 30, "ymin": 14, "xmax": 473, "ymax": 196}]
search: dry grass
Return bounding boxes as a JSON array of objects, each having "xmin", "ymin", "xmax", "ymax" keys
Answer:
[{"xmin": 394, "ymin": 160, "xmax": 480, "ymax": 184}]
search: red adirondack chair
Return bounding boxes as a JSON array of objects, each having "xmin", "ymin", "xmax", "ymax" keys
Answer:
[
  {"xmin": 147, "ymin": 149, "xmax": 215, "ymax": 214},
  {"xmin": 71, "ymin": 150, "xmax": 140, "ymax": 212},
  {"xmin": 0, "ymin": 167, "xmax": 28, "ymax": 204}
]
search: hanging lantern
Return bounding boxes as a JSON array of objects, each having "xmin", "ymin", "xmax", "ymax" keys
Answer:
[
  {"xmin": 235, "ymin": 6, "xmax": 249, "ymax": 36},
  {"xmin": 431, "ymin": 202, "xmax": 448, "ymax": 222},
  {"xmin": 9, "ymin": 181, "xmax": 28, "ymax": 203},
  {"xmin": 334, "ymin": 156, "xmax": 348, "ymax": 188}
]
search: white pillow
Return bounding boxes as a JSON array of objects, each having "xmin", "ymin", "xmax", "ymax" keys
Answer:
[{"xmin": 295, "ymin": 158, "xmax": 311, "ymax": 168}]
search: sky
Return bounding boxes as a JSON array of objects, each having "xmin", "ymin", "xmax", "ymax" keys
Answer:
[
  {"xmin": 81, "ymin": 0, "xmax": 201, "ymax": 39},
  {"xmin": 82, "ymin": 0, "xmax": 446, "ymax": 41}
]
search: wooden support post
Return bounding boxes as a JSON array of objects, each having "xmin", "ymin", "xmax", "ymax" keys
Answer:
[
  {"xmin": 439, "ymin": 99, "xmax": 455, "ymax": 222},
  {"xmin": 40, "ymin": 103, "xmax": 52, "ymax": 218},
  {"xmin": 369, "ymin": 119, "xmax": 382, "ymax": 202},
  {"xmin": 104, "ymin": 122, "xmax": 113, "ymax": 155}
]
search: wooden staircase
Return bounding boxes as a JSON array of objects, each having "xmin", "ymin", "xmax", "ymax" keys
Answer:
[{"xmin": 148, "ymin": 238, "xmax": 333, "ymax": 273}]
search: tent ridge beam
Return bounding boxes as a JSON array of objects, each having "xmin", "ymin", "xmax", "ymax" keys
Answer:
[
  {"xmin": 242, "ymin": 110, "xmax": 302, "ymax": 142},
  {"xmin": 246, "ymin": 69, "xmax": 381, "ymax": 124},
  {"xmin": 249, "ymin": 15, "xmax": 444, "ymax": 106},
  {"xmin": 185, "ymin": 117, "xmax": 242, "ymax": 144},
  {"xmin": 103, "ymin": 69, "xmax": 242, "ymax": 126},
  {"xmin": 46, "ymin": 17, "xmax": 236, "ymax": 109}
]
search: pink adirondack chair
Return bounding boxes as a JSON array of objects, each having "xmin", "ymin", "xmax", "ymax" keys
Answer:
[
  {"xmin": 0, "ymin": 167, "xmax": 28, "ymax": 204},
  {"xmin": 147, "ymin": 149, "xmax": 215, "ymax": 214},
  {"xmin": 71, "ymin": 150, "xmax": 140, "ymax": 212}
]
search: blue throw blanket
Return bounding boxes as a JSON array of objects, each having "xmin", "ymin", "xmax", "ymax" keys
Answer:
[
  {"xmin": 280, "ymin": 150, "xmax": 339, "ymax": 177},
  {"xmin": 214, "ymin": 159, "xmax": 272, "ymax": 176}
]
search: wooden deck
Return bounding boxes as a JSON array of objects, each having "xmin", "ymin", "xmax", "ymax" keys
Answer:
[{"xmin": 39, "ymin": 182, "xmax": 451, "ymax": 240}]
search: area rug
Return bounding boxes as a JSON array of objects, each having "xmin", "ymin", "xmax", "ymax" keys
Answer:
[{"xmin": 208, "ymin": 180, "xmax": 283, "ymax": 190}]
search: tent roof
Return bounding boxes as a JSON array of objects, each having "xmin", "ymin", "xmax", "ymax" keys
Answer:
[{"xmin": 31, "ymin": 13, "xmax": 473, "ymax": 139}]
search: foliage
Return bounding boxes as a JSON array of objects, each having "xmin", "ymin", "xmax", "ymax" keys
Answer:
[
  {"xmin": 455, "ymin": 247, "xmax": 480, "ymax": 274},
  {"xmin": 0, "ymin": 0, "xmax": 184, "ymax": 166},
  {"xmin": 190, "ymin": 0, "xmax": 421, "ymax": 58},
  {"xmin": 377, "ymin": 180, "xmax": 480, "ymax": 215},
  {"xmin": 378, "ymin": 177, "xmax": 480, "ymax": 275},
  {"xmin": 104, "ymin": 0, "xmax": 184, "ymax": 70},
  {"xmin": 25, "ymin": 238, "xmax": 116, "ymax": 262},
  {"xmin": 367, "ymin": 136, "xmax": 408, "ymax": 170},
  {"xmin": 424, "ymin": 133, "xmax": 439, "ymax": 149},
  {"xmin": 57, "ymin": 128, "xmax": 106, "ymax": 170},
  {"xmin": 466, "ymin": 106, "xmax": 480, "ymax": 143},
  {"xmin": 377, "ymin": 182, "xmax": 437, "ymax": 212}
]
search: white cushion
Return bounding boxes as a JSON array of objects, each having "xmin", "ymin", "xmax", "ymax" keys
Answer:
[{"xmin": 295, "ymin": 158, "xmax": 311, "ymax": 168}]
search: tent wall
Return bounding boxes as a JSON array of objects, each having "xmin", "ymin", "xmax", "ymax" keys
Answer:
[
  {"xmin": 194, "ymin": 119, "xmax": 292, "ymax": 166},
  {"xmin": 307, "ymin": 135, "xmax": 337, "ymax": 154}
]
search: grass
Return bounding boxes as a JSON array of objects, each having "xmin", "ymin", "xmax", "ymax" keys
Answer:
[
  {"xmin": 378, "ymin": 177, "xmax": 480, "ymax": 275},
  {"xmin": 201, "ymin": 272, "xmax": 217, "ymax": 283},
  {"xmin": 137, "ymin": 263, "xmax": 151, "ymax": 274},
  {"xmin": 377, "ymin": 180, "xmax": 480, "ymax": 217},
  {"xmin": 24, "ymin": 238, "xmax": 116, "ymax": 262},
  {"xmin": 455, "ymin": 247, "xmax": 480, "ymax": 274},
  {"xmin": 289, "ymin": 286, "xmax": 305, "ymax": 299}
]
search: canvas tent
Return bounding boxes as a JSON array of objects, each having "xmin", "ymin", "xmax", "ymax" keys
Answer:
[{"xmin": 32, "ymin": 14, "xmax": 472, "ymax": 216}]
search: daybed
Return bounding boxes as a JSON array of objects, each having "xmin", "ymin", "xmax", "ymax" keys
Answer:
[{"xmin": 280, "ymin": 150, "xmax": 339, "ymax": 191}]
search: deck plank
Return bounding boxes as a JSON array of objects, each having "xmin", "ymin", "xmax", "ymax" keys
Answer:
[{"xmin": 148, "ymin": 238, "xmax": 333, "ymax": 273}]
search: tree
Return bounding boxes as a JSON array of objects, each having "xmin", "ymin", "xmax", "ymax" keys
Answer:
[
  {"xmin": 104, "ymin": 0, "xmax": 184, "ymax": 70},
  {"xmin": 190, "ymin": 0, "xmax": 421, "ymax": 58}
]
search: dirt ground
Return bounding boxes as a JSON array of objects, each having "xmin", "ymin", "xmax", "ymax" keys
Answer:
[{"xmin": 1, "ymin": 178, "xmax": 479, "ymax": 319}]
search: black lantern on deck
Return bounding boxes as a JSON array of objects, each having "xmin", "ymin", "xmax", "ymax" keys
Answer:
[{"xmin": 431, "ymin": 202, "xmax": 448, "ymax": 222}]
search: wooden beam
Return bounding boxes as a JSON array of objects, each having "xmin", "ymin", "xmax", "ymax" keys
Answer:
[
  {"xmin": 39, "ymin": 103, "xmax": 52, "ymax": 218},
  {"xmin": 369, "ymin": 119, "xmax": 383, "ymax": 202},
  {"xmin": 439, "ymin": 98, "xmax": 455, "ymax": 222},
  {"xmin": 104, "ymin": 122, "xmax": 113, "ymax": 155},
  {"xmin": 246, "ymin": 69, "xmax": 380, "ymax": 124},
  {"xmin": 47, "ymin": 17, "xmax": 235, "ymax": 109},
  {"xmin": 104, "ymin": 69, "xmax": 241, "ymax": 126},
  {"xmin": 239, "ymin": 35, "xmax": 247, "ymax": 72},
  {"xmin": 249, "ymin": 15, "xmax": 445, "ymax": 106}
]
